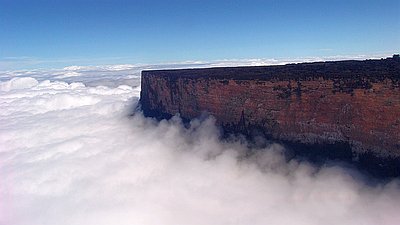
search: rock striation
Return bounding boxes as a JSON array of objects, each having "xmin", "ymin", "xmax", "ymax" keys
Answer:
[{"xmin": 140, "ymin": 55, "xmax": 400, "ymax": 177}]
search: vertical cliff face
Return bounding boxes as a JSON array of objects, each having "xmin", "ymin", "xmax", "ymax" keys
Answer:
[{"xmin": 140, "ymin": 56, "xmax": 400, "ymax": 176}]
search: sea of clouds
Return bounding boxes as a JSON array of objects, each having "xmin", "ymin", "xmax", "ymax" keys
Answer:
[{"xmin": 1, "ymin": 59, "xmax": 399, "ymax": 225}]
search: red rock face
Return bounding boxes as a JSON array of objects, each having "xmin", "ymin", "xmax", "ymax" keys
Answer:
[{"xmin": 140, "ymin": 57, "xmax": 400, "ymax": 159}]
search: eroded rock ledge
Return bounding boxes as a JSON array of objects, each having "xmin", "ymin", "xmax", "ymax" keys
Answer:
[{"xmin": 139, "ymin": 55, "xmax": 400, "ymax": 177}]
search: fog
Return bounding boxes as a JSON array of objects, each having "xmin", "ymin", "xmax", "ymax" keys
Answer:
[{"xmin": 1, "ymin": 65, "xmax": 399, "ymax": 225}]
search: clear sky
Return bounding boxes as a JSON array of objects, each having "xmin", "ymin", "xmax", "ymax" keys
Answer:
[{"xmin": 1, "ymin": 0, "xmax": 399, "ymax": 70}]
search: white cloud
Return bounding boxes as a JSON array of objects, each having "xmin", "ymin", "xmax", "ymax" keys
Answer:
[
  {"xmin": 0, "ymin": 77, "xmax": 39, "ymax": 91},
  {"xmin": 0, "ymin": 73, "xmax": 399, "ymax": 225},
  {"xmin": 1, "ymin": 53, "xmax": 395, "ymax": 87}
]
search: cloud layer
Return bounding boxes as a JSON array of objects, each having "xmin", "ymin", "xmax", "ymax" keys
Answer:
[
  {"xmin": 1, "ymin": 53, "xmax": 393, "ymax": 87},
  {"xmin": 1, "ymin": 69, "xmax": 400, "ymax": 225}
]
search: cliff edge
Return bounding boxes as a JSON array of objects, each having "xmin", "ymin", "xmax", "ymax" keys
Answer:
[{"xmin": 140, "ymin": 55, "xmax": 400, "ymax": 177}]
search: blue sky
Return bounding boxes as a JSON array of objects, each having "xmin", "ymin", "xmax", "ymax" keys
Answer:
[{"xmin": 1, "ymin": 0, "xmax": 399, "ymax": 70}]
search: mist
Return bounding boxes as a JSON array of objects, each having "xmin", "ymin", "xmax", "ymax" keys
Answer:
[{"xmin": 1, "ymin": 66, "xmax": 399, "ymax": 225}]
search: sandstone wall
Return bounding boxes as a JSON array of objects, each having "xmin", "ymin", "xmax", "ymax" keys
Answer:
[{"xmin": 140, "ymin": 57, "xmax": 400, "ymax": 159}]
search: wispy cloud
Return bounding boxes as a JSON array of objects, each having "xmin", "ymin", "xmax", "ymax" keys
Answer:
[
  {"xmin": 1, "ymin": 52, "xmax": 397, "ymax": 72},
  {"xmin": 1, "ymin": 53, "xmax": 396, "ymax": 88},
  {"xmin": 0, "ymin": 56, "xmax": 132, "ymax": 71},
  {"xmin": 317, "ymin": 48, "xmax": 334, "ymax": 51}
]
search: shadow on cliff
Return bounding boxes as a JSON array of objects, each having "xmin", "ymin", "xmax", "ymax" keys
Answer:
[{"xmin": 134, "ymin": 103, "xmax": 399, "ymax": 183}]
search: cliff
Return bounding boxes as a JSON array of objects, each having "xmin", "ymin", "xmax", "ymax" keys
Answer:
[{"xmin": 140, "ymin": 56, "xmax": 400, "ymax": 177}]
